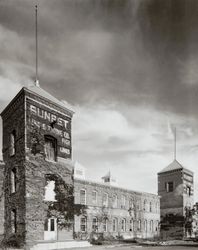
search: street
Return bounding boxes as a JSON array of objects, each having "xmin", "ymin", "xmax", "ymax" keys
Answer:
[{"xmin": 62, "ymin": 245, "xmax": 198, "ymax": 250}]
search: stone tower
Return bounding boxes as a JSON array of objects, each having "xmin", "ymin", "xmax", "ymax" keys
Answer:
[
  {"xmin": 158, "ymin": 159, "xmax": 194, "ymax": 239},
  {"xmin": 1, "ymin": 83, "xmax": 74, "ymax": 247}
]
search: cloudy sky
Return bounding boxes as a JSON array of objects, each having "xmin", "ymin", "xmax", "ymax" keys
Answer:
[{"xmin": 0, "ymin": 0, "xmax": 198, "ymax": 200}]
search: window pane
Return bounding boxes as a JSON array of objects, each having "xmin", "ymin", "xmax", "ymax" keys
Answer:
[
  {"xmin": 80, "ymin": 190, "xmax": 86, "ymax": 205},
  {"xmin": 50, "ymin": 219, "xmax": 55, "ymax": 231}
]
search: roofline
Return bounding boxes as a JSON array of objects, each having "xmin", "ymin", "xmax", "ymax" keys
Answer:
[
  {"xmin": 1, "ymin": 87, "xmax": 25, "ymax": 117},
  {"xmin": 1, "ymin": 86, "xmax": 75, "ymax": 118},
  {"xmin": 158, "ymin": 167, "xmax": 194, "ymax": 175},
  {"xmin": 23, "ymin": 87, "xmax": 75, "ymax": 116},
  {"xmin": 74, "ymin": 177, "xmax": 160, "ymax": 199}
]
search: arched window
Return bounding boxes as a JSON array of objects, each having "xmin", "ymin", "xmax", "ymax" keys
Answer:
[
  {"xmin": 92, "ymin": 217, "xmax": 98, "ymax": 231},
  {"xmin": 113, "ymin": 218, "xmax": 118, "ymax": 232},
  {"xmin": 80, "ymin": 189, "xmax": 86, "ymax": 205},
  {"xmin": 44, "ymin": 135, "xmax": 57, "ymax": 161},
  {"xmin": 80, "ymin": 217, "xmax": 87, "ymax": 232},
  {"xmin": 121, "ymin": 218, "xmax": 126, "ymax": 232},
  {"xmin": 10, "ymin": 130, "xmax": 16, "ymax": 156}
]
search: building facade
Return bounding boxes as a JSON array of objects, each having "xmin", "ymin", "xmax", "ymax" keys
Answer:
[
  {"xmin": 1, "ymin": 83, "xmax": 74, "ymax": 247},
  {"xmin": 158, "ymin": 159, "xmax": 194, "ymax": 239},
  {"xmin": 0, "ymin": 83, "xmax": 160, "ymax": 248},
  {"xmin": 74, "ymin": 171, "xmax": 160, "ymax": 240}
]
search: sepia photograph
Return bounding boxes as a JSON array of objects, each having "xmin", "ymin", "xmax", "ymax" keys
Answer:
[{"xmin": 0, "ymin": 0, "xmax": 198, "ymax": 249}]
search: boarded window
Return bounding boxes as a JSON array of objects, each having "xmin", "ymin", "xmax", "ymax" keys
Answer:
[
  {"xmin": 80, "ymin": 189, "xmax": 86, "ymax": 205},
  {"xmin": 44, "ymin": 136, "xmax": 56, "ymax": 161}
]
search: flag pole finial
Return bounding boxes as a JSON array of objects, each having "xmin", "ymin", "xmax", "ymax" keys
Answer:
[{"xmin": 35, "ymin": 5, "xmax": 39, "ymax": 87}]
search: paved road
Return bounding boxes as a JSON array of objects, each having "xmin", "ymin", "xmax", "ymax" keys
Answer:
[{"xmin": 61, "ymin": 245, "xmax": 197, "ymax": 250}]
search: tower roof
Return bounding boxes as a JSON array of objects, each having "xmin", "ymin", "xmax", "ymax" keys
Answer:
[
  {"xmin": 158, "ymin": 159, "xmax": 193, "ymax": 175},
  {"xmin": 25, "ymin": 83, "xmax": 74, "ymax": 114}
]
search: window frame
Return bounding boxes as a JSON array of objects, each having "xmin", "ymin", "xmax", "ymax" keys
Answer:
[
  {"xmin": 92, "ymin": 217, "xmax": 98, "ymax": 232},
  {"xmin": 44, "ymin": 135, "xmax": 57, "ymax": 162},
  {"xmin": 80, "ymin": 216, "xmax": 87, "ymax": 232},
  {"xmin": 10, "ymin": 168, "xmax": 17, "ymax": 194},
  {"xmin": 10, "ymin": 130, "xmax": 16, "ymax": 156},
  {"xmin": 80, "ymin": 189, "xmax": 86, "ymax": 205},
  {"xmin": 121, "ymin": 218, "xmax": 126, "ymax": 232},
  {"xmin": 92, "ymin": 190, "xmax": 97, "ymax": 205},
  {"xmin": 103, "ymin": 192, "xmax": 108, "ymax": 207}
]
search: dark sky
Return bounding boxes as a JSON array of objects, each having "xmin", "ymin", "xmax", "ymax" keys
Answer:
[{"xmin": 0, "ymin": 0, "xmax": 198, "ymax": 199}]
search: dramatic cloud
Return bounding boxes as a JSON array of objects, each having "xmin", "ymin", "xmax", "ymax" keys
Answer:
[{"xmin": 0, "ymin": 0, "xmax": 198, "ymax": 199}]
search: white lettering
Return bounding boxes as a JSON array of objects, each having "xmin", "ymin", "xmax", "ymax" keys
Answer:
[{"xmin": 60, "ymin": 147, "xmax": 70, "ymax": 154}]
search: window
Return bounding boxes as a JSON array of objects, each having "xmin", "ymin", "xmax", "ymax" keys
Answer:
[
  {"xmin": 121, "ymin": 218, "xmax": 126, "ymax": 232},
  {"xmin": 150, "ymin": 220, "xmax": 153, "ymax": 232},
  {"xmin": 80, "ymin": 217, "xmax": 87, "ymax": 232},
  {"xmin": 103, "ymin": 218, "xmax": 108, "ymax": 232},
  {"xmin": 156, "ymin": 220, "xmax": 159, "ymax": 231},
  {"xmin": 103, "ymin": 193, "xmax": 108, "ymax": 207},
  {"xmin": 11, "ymin": 209, "xmax": 17, "ymax": 233},
  {"xmin": 129, "ymin": 199, "xmax": 134, "ymax": 209},
  {"xmin": 112, "ymin": 194, "xmax": 118, "ymax": 208},
  {"xmin": 138, "ymin": 220, "xmax": 141, "ymax": 231},
  {"xmin": 144, "ymin": 220, "xmax": 147, "ymax": 232},
  {"xmin": 44, "ymin": 135, "xmax": 57, "ymax": 161},
  {"xmin": 44, "ymin": 180, "xmax": 56, "ymax": 201},
  {"xmin": 143, "ymin": 200, "xmax": 147, "ymax": 211},
  {"xmin": 187, "ymin": 186, "xmax": 191, "ymax": 196},
  {"xmin": 121, "ymin": 195, "xmax": 126, "ymax": 209},
  {"xmin": 92, "ymin": 191, "xmax": 97, "ymax": 205},
  {"xmin": 92, "ymin": 217, "xmax": 98, "ymax": 232},
  {"xmin": 165, "ymin": 182, "xmax": 174, "ymax": 192},
  {"xmin": 10, "ymin": 131, "xmax": 16, "ymax": 156},
  {"xmin": 113, "ymin": 218, "xmax": 118, "ymax": 232},
  {"xmin": 149, "ymin": 202, "xmax": 152, "ymax": 212},
  {"xmin": 44, "ymin": 218, "xmax": 57, "ymax": 232},
  {"xmin": 80, "ymin": 189, "xmax": 86, "ymax": 205},
  {"xmin": 11, "ymin": 168, "xmax": 17, "ymax": 193},
  {"xmin": 130, "ymin": 219, "xmax": 134, "ymax": 232}
]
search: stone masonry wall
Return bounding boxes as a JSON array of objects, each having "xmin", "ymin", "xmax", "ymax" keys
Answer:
[
  {"xmin": 0, "ymin": 161, "xmax": 4, "ymax": 236},
  {"xmin": 74, "ymin": 179, "xmax": 160, "ymax": 239},
  {"xmin": 1, "ymin": 91, "xmax": 26, "ymax": 244}
]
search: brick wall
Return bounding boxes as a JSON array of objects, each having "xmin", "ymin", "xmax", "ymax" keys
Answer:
[{"xmin": 0, "ymin": 161, "xmax": 4, "ymax": 236}]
